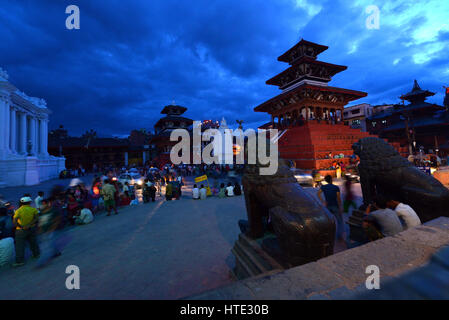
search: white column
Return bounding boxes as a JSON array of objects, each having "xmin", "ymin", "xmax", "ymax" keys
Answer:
[
  {"xmin": 0, "ymin": 97, "xmax": 11, "ymax": 155},
  {"xmin": 42, "ymin": 119, "xmax": 48, "ymax": 156},
  {"xmin": 10, "ymin": 108, "xmax": 16, "ymax": 153},
  {"xmin": 29, "ymin": 117, "xmax": 36, "ymax": 156},
  {"xmin": 0, "ymin": 98, "xmax": 5, "ymax": 153},
  {"xmin": 4, "ymin": 103, "xmax": 10, "ymax": 154},
  {"xmin": 19, "ymin": 112, "xmax": 27, "ymax": 155}
]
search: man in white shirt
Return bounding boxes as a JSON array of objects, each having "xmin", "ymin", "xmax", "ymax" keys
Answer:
[
  {"xmin": 199, "ymin": 185, "xmax": 207, "ymax": 200},
  {"xmin": 192, "ymin": 184, "xmax": 200, "ymax": 200},
  {"xmin": 226, "ymin": 183, "xmax": 234, "ymax": 197},
  {"xmin": 386, "ymin": 199, "xmax": 421, "ymax": 229},
  {"xmin": 75, "ymin": 208, "xmax": 94, "ymax": 225},
  {"xmin": 35, "ymin": 191, "xmax": 44, "ymax": 210}
]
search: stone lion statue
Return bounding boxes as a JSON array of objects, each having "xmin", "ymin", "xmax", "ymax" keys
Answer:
[
  {"xmin": 242, "ymin": 152, "xmax": 335, "ymax": 267},
  {"xmin": 353, "ymin": 137, "xmax": 449, "ymax": 222}
]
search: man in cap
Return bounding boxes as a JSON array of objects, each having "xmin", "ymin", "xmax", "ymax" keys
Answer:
[{"xmin": 12, "ymin": 196, "xmax": 40, "ymax": 267}]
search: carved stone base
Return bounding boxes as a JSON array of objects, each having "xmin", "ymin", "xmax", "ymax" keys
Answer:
[{"xmin": 231, "ymin": 233, "xmax": 285, "ymax": 280}]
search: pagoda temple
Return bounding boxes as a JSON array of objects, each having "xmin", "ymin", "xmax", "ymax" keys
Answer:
[
  {"xmin": 367, "ymin": 80, "xmax": 449, "ymax": 156},
  {"xmin": 151, "ymin": 104, "xmax": 193, "ymax": 168},
  {"xmin": 255, "ymin": 39, "xmax": 381, "ymax": 171}
]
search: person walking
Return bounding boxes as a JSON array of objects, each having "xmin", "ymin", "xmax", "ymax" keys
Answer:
[
  {"xmin": 317, "ymin": 175, "xmax": 345, "ymax": 242},
  {"xmin": 165, "ymin": 181, "xmax": 173, "ymax": 201},
  {"xmin": 12, "ymin": 197, "xmax": 40, "ymax": 267},
  {"xmin": 101, "ymin": 180, "xmax": 118, "ymax": 216},
  {"xmin": 343, "ymin": 175, "xmax": 357, "ymax": 213}
]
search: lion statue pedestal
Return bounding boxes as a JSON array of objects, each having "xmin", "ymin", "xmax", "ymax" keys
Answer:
[{"xmin": 232, "ymin": 159, "xmax": 336, "ymax": 279}]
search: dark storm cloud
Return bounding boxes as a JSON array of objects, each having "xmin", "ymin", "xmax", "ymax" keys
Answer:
[{"xmin": 1, "ymin": 0, "xmax": 448, "ymax": 136}]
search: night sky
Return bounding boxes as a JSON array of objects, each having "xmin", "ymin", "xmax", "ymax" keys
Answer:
[{"xmin": 1, "ymin": 0, "xmax": 448, "ymax": 137}]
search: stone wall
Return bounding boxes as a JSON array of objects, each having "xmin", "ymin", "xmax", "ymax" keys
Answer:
[
  {"xmin": 190, "ymin": 217, "xmax": 449, "ymax": 300},
  {"xmin": 0, "ymin": 156, "xmax": 65, "ymax": 187}
]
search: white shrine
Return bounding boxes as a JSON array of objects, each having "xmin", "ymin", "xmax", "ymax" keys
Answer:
[{"xmin": 0, "ymin": 67, "xmax": 65, "ymax": 187}]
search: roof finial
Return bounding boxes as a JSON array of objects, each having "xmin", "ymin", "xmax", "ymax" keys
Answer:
[{"xmin": 412, "ymin": 79, "xmax": 421, "ymax": 92}]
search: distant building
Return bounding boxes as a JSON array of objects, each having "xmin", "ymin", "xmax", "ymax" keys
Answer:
[
  {"xmin": 0, "ymin": 68, "xmax": 65, "ymax": 187},
  {"xmin": 48, "ymin": 127, "xmax": 156, "ymax": 170},
  {"xmin": 366, "ymin": 80, "xmax": 449, "ymax": 156},
  {"xmin": 343, "ymin": 103, "xmax": 372, "ymax": 131},
  {"xmin": 48, "ymin": 129, "xmax": 129, "ymax": 171},
  {"xmin": 151, "ymin": 104, "xmax": 193, "ymax": 168}
]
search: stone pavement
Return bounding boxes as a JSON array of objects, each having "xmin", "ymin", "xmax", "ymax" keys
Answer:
[
  {"xmin": 0, "ymin": 175, "xmax": 363, "ymax": 299},
  {"xmin": 0, "ymin": 189, "xmax": 247, "ymax": 299}
]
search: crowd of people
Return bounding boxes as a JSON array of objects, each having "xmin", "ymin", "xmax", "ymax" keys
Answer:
[
  {"xmin": 0, "ymin": 163, "xmax": 246, "ymax": 268},
  {"xmin": 192, "ymin": 182, "xmax": 242, "ymax": 200}
]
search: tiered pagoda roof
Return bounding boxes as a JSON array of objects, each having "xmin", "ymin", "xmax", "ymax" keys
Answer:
[
  {"xmin": 255, "ymin": 39, "xmax": 366, "ymax": 114},
  {"xmin": 400, "ymin": 80, "xmax": 435, "ymax": 104}
]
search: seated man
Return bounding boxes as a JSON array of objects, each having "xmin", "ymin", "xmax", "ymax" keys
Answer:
[
  {"xmin": 363, "ymin": 195, "xmax": 404, "ymax": 241},
  {"xmin": 75, "ymin": 207, "xmax": 94, "ymax": 225},
  {"xmin": 192, "ymin": 184, "xmax": 200, "ymax": 200},
  {"xmin": 199, "ymin": 185, "xmax": 207, "ymax": 200},
  {"xmin": 386, "ymin": 199, "xmax": 421, "ymax": 230}
]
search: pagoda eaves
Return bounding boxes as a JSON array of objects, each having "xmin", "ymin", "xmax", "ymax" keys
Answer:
[
  {"xmin": 278, "ymin": 39, "xmax": 328, "ymax": 64},
  {"xmin": 255, "ymin": 83, "xmax": 366, "ymax": 113},
  {"xmin": 266, "ymin": 56, "xmax": 347, "ymax": 89}
]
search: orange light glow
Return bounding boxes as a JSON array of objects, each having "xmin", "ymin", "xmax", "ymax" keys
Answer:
[{"xmin": 233, "ymin": 144, "xmax": 241, "ymax": 155}]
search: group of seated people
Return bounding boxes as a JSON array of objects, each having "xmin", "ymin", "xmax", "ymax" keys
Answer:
[
  {"xmin": 362, "ymin": 195, "xmax": 422, "ymax": 241},
  {"xmin": 192, "ymin": 182, "xmax": 242, "ymax": 200}
]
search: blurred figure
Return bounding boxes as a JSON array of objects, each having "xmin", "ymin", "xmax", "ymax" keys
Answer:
[
  {"xmin": 101, "ymin": 179, "xmax": 118, "ymax": 216},
  {"xmin": 0, "ymin": 207, "xmax": 14, "ymax": 266},
  {"xmin": 35, "ymin": 191, "xmax": 44, "ymax": 211},
  {"xmin": 343, "ymin": 175, "xmax": 357, "ymax": 213},
  {"xmin": 0, "ymin": 207, "xmax": 14, "ymax": 240},
  {"xmin": 12, "ymin": 197, "xmax": 40, "ymax": 267},
  {"xmin": 218, "ymin": 183, "xmax": 226, "ymax": 198},
  {"xmin": 165, "ymin": 180, "xmax": 173, "ymax": 201}
]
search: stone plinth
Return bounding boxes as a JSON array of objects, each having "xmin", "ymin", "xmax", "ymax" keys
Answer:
[{"xmin": 190, "ymin": 217, "xmax": 449, "ymax": 300}]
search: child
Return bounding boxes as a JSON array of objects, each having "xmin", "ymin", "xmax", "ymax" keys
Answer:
[
  {"xmin": 226, "ymin": 182, "xmax": 234, "ymax": 197},
  {"xmin": 218, "ymin": 183, "xmax": 226, "ymax": 198}
]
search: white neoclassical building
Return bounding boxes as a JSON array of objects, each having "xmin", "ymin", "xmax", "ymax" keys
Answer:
[{"xmin": 0, "ymin": 67, "xmax": 65, "ymax": 187}]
